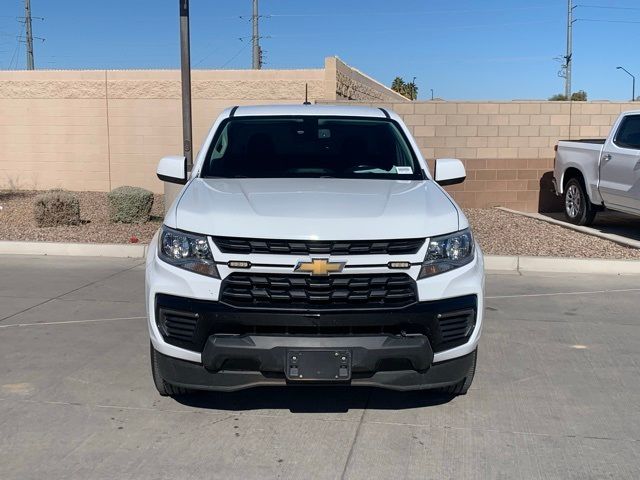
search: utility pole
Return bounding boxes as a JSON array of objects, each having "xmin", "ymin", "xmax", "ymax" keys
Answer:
[
  {"xmin": 564, "ymin": 0, "xmax": 573, "ymax": 99},
  {"xmin": 179, "ymin": 0, "xmax": 193, "ymax": 171},
  {"xmin": 252, "ymin": 0, "xmax": 261, "ymax": 69},
  {"xmin": 25, "ymin": 0, "xmax": 35, "ymax": 70}
]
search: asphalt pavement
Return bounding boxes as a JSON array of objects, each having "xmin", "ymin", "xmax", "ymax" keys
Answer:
[{"xmin": 1, "ymin": 255, "xmax": 639, "ymax": 480}]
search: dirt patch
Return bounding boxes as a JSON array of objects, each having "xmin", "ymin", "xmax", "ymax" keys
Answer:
[
  {"xmin": 0, "ymin": 190, "xmax": 163, "ymax": 244},
  {"xmin": 465, "ymin": 208, "xmax": 640, "ymax": 259}
]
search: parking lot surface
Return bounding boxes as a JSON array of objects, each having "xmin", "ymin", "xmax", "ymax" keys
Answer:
[{"xmin": 1, "ymin": 255, "xmax": 639, "ymax": 479}]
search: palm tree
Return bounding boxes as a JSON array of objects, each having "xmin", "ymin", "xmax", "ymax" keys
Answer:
[
  {"xmin": 391, "ymin": 77, "xmax": 406, "ymax": 95},
  {"xmin": 391, "ymin": 77, "xmax": 418, "ymax": 100},
  {"xmin": 404, "ymin": 81, "xmax": 418, "ymax": 100}
]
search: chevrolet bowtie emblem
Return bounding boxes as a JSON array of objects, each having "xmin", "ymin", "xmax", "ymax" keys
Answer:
[{"xmin": 294, "ymin": 258, "xmax": 346, "ymax": 276}]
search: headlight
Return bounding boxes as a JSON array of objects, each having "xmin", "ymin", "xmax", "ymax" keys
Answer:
[
  {"xmin": 418, "ymin": 228, "xmax": 474, "ymax": 279},
  {"xmin": 158, "ymin": 226, "xmax": 219, "ymax": 278}
]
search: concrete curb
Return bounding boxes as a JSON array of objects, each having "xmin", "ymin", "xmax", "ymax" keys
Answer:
[
  {"xmin": 0, "ymin": 241, "xmax": 147, "ymax": 258},
  {"xmin": 1, "ymin": 241, "xmax": 639, "ymax": 274},
  {"xmin": 484, "ymin": 255, "xmax": 640, "ymax": 275},
  {"xmin": 496, "ymin": 207, "xmax": 640, "ymax": 250}
]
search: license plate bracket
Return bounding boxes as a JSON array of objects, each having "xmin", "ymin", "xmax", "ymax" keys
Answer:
[{"xmin": 286, "ymin": 350, "xmax": 351, "ymax": 382}]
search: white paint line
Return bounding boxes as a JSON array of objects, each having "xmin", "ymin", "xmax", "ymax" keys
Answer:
[
  {"xmin": 0, "ymin": 316, "xmax": 145, "ymax": 329},
  {"xmin": 486, "ymin": 287, "xmax": 640, "ymax": 300}
]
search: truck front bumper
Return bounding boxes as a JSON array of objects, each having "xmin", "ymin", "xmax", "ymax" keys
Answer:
[
  {"xmin": 155, "ymin": 344, "xmax": 476, "ymax": 392},
  {"xmin": 151, "ymin": 293, "xmax": 478, "ymax": 391}
]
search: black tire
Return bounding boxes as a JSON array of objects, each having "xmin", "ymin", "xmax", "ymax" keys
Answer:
[
  {"xmin": 564, "ymin": 177, "xmax": 596, "ymax": 226},
  {"xmin": 438, "ymin": 348, "xmax": 477, "ymax": 395},
  {"xmin": 150, "ymin": 342, "xmax": 191, "ymax": 397}
]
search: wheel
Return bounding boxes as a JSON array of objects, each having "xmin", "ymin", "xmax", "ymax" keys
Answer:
[
  {"xmin": 438, "ymin": 348, "xmax": 477, "ymax": 395},
  {"xmin": 564, "ymin": 177, "xmax": 596, "ymax": 226},
  {"xmin": 150, "ymin": 342, "xmax": 191, "ymax": 397}
]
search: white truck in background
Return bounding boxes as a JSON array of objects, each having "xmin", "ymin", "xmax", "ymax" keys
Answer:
[{"xmin": 553, "ymin": 110, "xmax": 640, "ymax": 225}]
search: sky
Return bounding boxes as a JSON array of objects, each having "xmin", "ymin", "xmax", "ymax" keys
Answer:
[{"xmin": 1, "ymin": 0, "xmax": 640, "ymax": 101}]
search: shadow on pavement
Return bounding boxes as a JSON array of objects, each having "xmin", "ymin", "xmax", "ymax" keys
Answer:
[{"xmin": 174, "ymin": 386, "xmax": 456, "ymax": 413}]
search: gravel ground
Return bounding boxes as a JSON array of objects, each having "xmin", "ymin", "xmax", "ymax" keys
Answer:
[
  {"xmin": 1, "ymin": 190, "xmax": 639, "ymax": 259},
  {"xmin": 0, "ymin": 190, "xmax": 163, "ymax": 244},
  {"xmin": 465, "ymin": 208, "xmax": 640, "ymax": 259}
]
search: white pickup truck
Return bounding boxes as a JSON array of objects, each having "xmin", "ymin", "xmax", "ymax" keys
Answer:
[
  {"xmin": 147, "ymin": 104, "xmax": 484, "ymax": 397},
  {"xmin": 553, "ymin": 110, "xmax": 640, "ymax": 225}
]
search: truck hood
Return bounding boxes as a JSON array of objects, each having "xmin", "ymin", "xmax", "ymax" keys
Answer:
[{"xmin": 173, "ymin": 178, "xmax": 461, "ymax": 240}]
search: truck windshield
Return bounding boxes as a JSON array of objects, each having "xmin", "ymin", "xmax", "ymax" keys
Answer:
[{"xmin": 201, "ymin": 116, "xmax": 423, "ymax": 180}]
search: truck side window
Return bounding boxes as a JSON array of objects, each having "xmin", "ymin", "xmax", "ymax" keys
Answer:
[{"xmin": 614, "ymin": 115, "xmax": 640, "ymax": 150}]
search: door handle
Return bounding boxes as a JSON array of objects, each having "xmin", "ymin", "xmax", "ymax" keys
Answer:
[{"xmin": 602, "ymin": 154, "xmax": 612, "ymax": 162}]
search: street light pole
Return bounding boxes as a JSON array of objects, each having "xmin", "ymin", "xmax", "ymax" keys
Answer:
[
  {"xmin": 179, "ymin": 0, "xmax": 193, "ymax": 171},
  {"xmin": 617, "ymin": 66, "xmax": 636, "ymax": 102},
  {"xmin": 165, "ymin": 0, "xmax": 194, "ymax": 213}
]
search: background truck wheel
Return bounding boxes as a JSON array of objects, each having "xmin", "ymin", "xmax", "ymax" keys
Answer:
[
  {"xmin": 437, "ymin": 348, "xmax": 477, "ymax": 395},
  {"xmin": 564, "ymin": 178, "xmax": 596, "ymax": 226},
  {"xmin": 150, "ymin": 342, "xmax": 191, "ymax": 397}
]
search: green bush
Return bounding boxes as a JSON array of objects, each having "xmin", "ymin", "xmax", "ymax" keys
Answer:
[
  {"xmin": 108, "ymin": 186, "xmax": 154, "ymax": 223},
  {"xmin": 33, "ymin": 190, "xmax": 81, "ymax": 227}
]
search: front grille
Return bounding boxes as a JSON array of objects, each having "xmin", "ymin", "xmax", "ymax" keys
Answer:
[
  {"xmin": 213, "ymin": 237, "xmax": 424, "ymax": 256},
  {"xmin": 220, "ymin": 273, "xmax": 417, "ymax": 309},
  {"xmin": 155, "ymin": 293, "xmax": 477, "ymax": 354}
]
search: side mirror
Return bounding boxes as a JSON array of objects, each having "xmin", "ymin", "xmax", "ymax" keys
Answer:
[
  {"xmin": 157, "ymin": 156, "xmax": 187, "ymax": 185},
  {"xmin": 434, "ymin": 158, "xmax": 466, "ymax": 186}
]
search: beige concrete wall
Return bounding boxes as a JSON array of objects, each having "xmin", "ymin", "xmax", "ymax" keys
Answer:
[
  {"xmin": 0, "ymin": 59, "xmax": 401, "ymax": 193},
  {"xmin": 1, "ymin": 62, "xmax": 636, "ymax": 211},
  {"xmin": 0, "ymin": 68, "xmax": 330, "ymax": 192},
  {"xmin": 320, "ymin": 100, "xmax": 637, "ymax": 211}
]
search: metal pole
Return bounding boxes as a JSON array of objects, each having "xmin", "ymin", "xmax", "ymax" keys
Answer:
[
  {"xmin": 430, "ymin": 89, "xmax": 434, "ymax": 100},
  {"xmin": 252, "ymin": 0, "xmax": 260, "ymax": 69},
  {"xmin": 25, "ymin": 0, "xmax": 35, "ymax": 70},
  {"xmin": 565, "ymin": 0, "xmax": 572, "ymax": 99},
  {"xmin": 179, "ymin": 0, "xmax": 193, "ymax": 171}
]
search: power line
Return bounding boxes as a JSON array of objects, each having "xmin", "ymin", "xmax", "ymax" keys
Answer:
[
  {"xmin": 266, "ymin": 19, "xmax": 557, "ymax": 40},
  {"xmin": 267, "ymin": 5, "xmax": 561, "ymax": 18},
  {"xmin": 193, "ymin": 42, "xmax": 224, "ymax": 67},
  {"xmin": 6, "ymin": 20, "xmax": 24, "ymax": 70},
  {"xmin": 576, "ymin": 5, "xmax": 640, "ymax": 11},
  {"xmin": 8, "ymin": 37, "xmax": 21, "ymax": 69},
  {"xmin": 575, "ymin": 18, "xmax": 640, "ymax": 24},
  {"xmin": 220, "ymin": 42, "xmax": 249, "ymax": 69}
]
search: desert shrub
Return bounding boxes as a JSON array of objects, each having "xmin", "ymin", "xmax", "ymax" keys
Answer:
[
  {"xmin": 108, "ymin": 186, "xmax": 154, "ymax": 223},
  {"xmin": 33, "ymin": 190, "xmax": 81, "ymax": 227},
  {"xmin": 570, "ymin": 90, "xmax": 587, "ymax": 101}
]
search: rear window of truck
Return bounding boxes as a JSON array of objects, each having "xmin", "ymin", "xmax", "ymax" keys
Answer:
[{"xmin": 201, "ymin": 116, "xmax": 423, "ymax": 180}]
